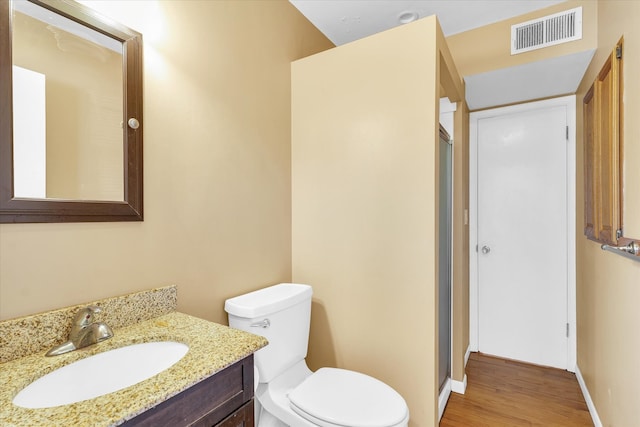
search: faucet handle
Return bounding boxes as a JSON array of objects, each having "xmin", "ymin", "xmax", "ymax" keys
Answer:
[{"xmin": 73, "ymin": 305, "xmax": 102, "ymax": 329}]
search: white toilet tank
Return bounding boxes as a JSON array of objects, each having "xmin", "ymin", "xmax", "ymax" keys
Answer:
[{"xmin": 225, "ymin": 283, "xmax": 313, "ymax": 383}]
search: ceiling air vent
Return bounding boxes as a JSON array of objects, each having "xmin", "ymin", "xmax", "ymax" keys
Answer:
[{"xmin": 511, "ymin": 7, "xmax": 582, "ymax": 55}]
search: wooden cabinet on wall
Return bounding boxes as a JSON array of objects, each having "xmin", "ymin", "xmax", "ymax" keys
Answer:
[{"xmin": 583, "ymin": 39, "xmax": 623, "ymax": 245}]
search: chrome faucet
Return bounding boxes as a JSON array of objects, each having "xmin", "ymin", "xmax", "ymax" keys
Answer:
[{"xmin": 46, "ymin": 306, "xmax": 114, "ymax": 357}]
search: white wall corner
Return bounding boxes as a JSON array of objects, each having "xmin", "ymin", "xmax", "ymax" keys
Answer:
[
  {"xmin": 575, "ymin": 365, "xmax": 603, "ymax": 427},
  {"xmin": 451, "ymin": 374, "xmax": 467, "ymax": 395}
]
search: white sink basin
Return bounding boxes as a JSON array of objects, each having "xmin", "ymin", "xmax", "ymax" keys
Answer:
[{"xmin": 13, "ymin": 341, "xmax": 189, "ymax": 408}]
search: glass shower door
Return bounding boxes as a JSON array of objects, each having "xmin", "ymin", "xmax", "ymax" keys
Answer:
[{"xmin": 438, "ymin": 126, "xmax": 452, "ymax": 392}]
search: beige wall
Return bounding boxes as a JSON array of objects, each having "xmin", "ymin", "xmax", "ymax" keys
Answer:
[
  {"xmin": 451, "ymin": 101, "xmax": 470, "ymax": 383},
  {"xmin": 0, "ymin": 1, "xmax": 333, "ymax": 322},
  {"xmin": 576, "ymin": 1, "xmax": 640, "ymax": 426},
  {"xmin": 447, "ymin": 0, "xmax": 597, "ymax": 79},
  {"xmin": 292, "ymin": 17, "xmax": 463, "ymax": 427}
]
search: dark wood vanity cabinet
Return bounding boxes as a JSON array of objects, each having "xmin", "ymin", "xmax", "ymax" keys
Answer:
[
  {"xmin": 214, "ymin": 401, "xmax": 254, "ymax": 427},
  {"xmin": 121, "ymin": 355, "xmax": 254, "ymax": 427}
]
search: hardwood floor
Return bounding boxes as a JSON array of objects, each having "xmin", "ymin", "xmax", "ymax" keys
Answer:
[{"xmin": 440, "ymin": 353, "xmax": 593, "ymax": 427}]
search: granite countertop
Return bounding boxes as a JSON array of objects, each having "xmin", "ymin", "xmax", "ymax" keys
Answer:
[{"xmin": 0, "ymin": 311, "xmax": 268, "ymax": 426}]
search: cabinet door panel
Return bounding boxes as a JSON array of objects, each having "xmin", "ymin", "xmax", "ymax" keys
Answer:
[
  {"xmin": 582, "ymin": 40, "xmax": 623, "ymax": 246},
  {"xmin": 596, "ymin": 55, "xmax": 620, "ymax": 244},
  {"xmin": 214, "ymin": 401, "xmax": 254, "ymax": 427}
]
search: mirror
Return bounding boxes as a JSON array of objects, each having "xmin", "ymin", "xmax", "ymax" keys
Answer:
[{"xmin": 0, "ymin": 0, "xmax": 143, "ymax": 223}]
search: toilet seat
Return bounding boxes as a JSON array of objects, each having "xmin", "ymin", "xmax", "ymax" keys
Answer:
[{"xmin": 288, "ymin": 368, "xmax": 409, "ymax": 427}]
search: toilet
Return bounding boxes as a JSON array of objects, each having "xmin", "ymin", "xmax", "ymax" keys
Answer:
[{"xmin": 225, "ymin": 283, "xmax": 410, "ymax": 427}]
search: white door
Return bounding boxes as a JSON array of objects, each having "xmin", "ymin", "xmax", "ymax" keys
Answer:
[{"xmin": 474, "ymin": 99, "xmax": 571, "ymax": 369}]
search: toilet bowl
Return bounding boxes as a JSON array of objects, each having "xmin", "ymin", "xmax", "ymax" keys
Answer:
[
  {"xmin": 225, "ymin": 283, "xmax": 409, "ymax": 427},
  {"xmin": 289, "ymin": 366, "xmax": 409, "ymax": 427}
]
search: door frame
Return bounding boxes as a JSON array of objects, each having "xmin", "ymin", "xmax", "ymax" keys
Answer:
[{"xmin": 469, "ymin": 95, "xmax": 576, "ymax": 372}]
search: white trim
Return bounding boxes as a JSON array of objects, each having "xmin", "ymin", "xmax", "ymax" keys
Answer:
[
  {"xmin": 438, "ymin": 378, "xmax": 451, "ymax": 422},
  {"xmin": 575, "ymin": 365, "xmax": 603, "ymax": 427},
  {"xmin": 440, "ymin": 97, "xmax": 458, "ymax": 114},
  {"xmin": 566, "ymin": 96, "xmax": 577, "ymax": 373},
  {"xmin": 469, "ymin": 95, "xmax": 577, "ymax": 370},
  {"xmin": 450, "ymin": 347, "xmax": 471, "ymax": 395},
  {"xmin": 469, "ymin": 113, "xmax": 479, "ymax": 351},
  {"xmin": 450, "ymin": 375, "xmax": 467, "ymax": 395}
]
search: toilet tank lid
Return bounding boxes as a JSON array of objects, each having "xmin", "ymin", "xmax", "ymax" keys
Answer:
[{"xmin": 224, "ymin": 283, "xmax": 312, "ymax": 318}]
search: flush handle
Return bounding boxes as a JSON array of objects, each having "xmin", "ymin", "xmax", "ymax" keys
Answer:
[
  {"xmin": 481, "ymin": 245, "xmax": 491, "ymax": 255},
  {"xmin": 250, "ymin": 319, "xmax": 270, "ymax": 328}
]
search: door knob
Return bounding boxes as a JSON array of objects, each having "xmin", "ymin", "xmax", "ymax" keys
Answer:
[{"xmin": 481, "ymin": 245, "xmax": 491, "ymax": 254}]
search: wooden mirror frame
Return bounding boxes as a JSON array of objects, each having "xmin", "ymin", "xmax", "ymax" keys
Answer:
[{"xmin": 0, "ymin": 0, "xmax": 143, "ymax": 223}]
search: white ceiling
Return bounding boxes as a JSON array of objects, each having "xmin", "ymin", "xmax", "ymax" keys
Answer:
[
  {"xmin": 465, "ymin": 49, "xmax": 595, "ymax": 110},
  {"xmin": 289, "ymin": 0, "xmax": 594, "ymax": 110},
  {"xmin": 289, "ymin": 0, "xmax": 567, "ymax": 45}
]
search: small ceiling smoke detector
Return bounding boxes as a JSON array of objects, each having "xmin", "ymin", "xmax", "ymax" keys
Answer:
[{"xmin": 398, "ymin": 11, "xmax": 419, "ymax": 24}]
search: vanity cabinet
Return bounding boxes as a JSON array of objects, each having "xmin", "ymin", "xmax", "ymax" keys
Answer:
[
  {"xmin": 214, "ymin": 401, "xmax": 253, "ymax": 427},
  {"xmin": 121, "ymin": 355, "xmax": 254, "ymax": 427}
]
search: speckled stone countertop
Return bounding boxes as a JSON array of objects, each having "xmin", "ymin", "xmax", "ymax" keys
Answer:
[
  {"xmin": 0, "ymin": 311, "xmax": 268, "ymax": 427},
  {"xmin": 0, "ymin": 286, "xmax": 179, "ymax": 364}
]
